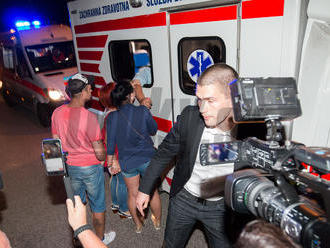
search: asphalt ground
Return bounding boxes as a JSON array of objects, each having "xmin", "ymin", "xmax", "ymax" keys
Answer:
[{"xmin": 0, "ymin": 95, "xmax": 208, "ymax": 248}]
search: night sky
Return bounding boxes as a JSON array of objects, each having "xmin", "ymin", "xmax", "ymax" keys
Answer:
[{"xmin": 0, "ymin": 0, "xmax": 72, "ymax": 32}]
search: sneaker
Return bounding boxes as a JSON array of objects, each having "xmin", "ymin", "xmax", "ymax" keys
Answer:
[
  {"xmin": 118, "ymin": 210, "xmax": 132, "ymax": 219},
  {"xmin": 111, "ymin": 204, "xmax": 119, "ymax": 214},
  {"xmin": 102, "ymin": 231, "xmax": 116, "ymax": 245}
]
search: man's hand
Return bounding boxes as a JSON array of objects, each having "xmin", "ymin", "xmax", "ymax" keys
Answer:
[
  {"xmin": 66, "ymin": 195, "xmax": 87, "ymax": 231},
  {"xmin": 141, "ymin": 97, "xmax": 152, "ymax": 109},
  {"xmin": 136, "ymin": 191, "xmax": 150, "ymax": 217}
]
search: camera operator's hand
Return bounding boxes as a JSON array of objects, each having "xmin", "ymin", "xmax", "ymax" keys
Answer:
[
  {"xmin": 66, "ymin": 195, "xmax": 87, "ymax": 231},
  {"xmin": 0, "ymin": 230, "xmax": 11, "ymax": 248},
  {"xmin": 66, "ymin": 196, "xmax": 108, "ymax": 248},
  {"xmin": 136, "ymin": 191, "xmax": 150, "ymax": 217}
]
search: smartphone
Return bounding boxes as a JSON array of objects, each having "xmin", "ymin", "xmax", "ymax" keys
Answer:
[
  {"xmin": 41, "ymin": 138, "xmax": 65, "ymax": 176},
  {"xmin": 200, "ymin": 141, "xmax": 241, "ymax": 166}
]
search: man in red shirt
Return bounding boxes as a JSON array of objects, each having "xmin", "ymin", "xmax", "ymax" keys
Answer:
[{"xmin": 51, "ymin": 73, "xmax": 115, "ymax": 245}]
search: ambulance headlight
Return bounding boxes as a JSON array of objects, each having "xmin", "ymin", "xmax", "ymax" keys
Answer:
[
  {"xmin": 0, "ymin": 80, "xmax": 3, "ymax": 90},
  {"xmin": 47, "ymin": 89, "xmax": 65, "ymax": 101}
]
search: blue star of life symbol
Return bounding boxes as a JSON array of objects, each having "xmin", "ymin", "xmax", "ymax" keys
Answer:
[{"xmin": 187, "ymin": 49, "xmax": 214, "ymax": 83}]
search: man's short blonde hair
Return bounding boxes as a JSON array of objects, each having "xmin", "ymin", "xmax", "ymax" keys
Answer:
[{"xmin": 197, "ymin": 63, "xmax": 238, "ymax": 95}]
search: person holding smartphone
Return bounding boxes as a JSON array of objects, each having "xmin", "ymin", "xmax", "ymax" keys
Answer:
[{"xmin": 51, "ymin": 73, "xmax": 116, "ymax": 245}]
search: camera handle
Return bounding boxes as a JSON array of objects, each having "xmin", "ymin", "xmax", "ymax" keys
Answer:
[
  {"xmin": 265, "ymin": 118, "xmax": 283, "ymax": 144},
  {"xmin": 62, "ymin": 152, "xmax": 75, "ymax": 206}
]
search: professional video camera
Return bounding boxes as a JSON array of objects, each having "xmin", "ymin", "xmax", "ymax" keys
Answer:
[{"xmin": 202, "ymin": 78, "xmax": 330, "ymax": 248}]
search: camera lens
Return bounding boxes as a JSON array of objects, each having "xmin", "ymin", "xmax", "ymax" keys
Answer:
[{"xmin": 226, "ymin": 168, "xmax": 330, "ymax": 246}]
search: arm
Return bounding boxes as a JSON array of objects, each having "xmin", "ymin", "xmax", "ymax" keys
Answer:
[
  {"xmin": 76, "ymin": 230, "xmax": 106, "ymax": 248},
  {"xmin": 0, "ymin": 230, "xmax": 11, "ymax": 248},
  {"xmin": 88, "ymin": 113, "xmax": 105, "ymax": 161},
  {"xmin": 131, "ymin": 80, "xmax": 146, "ymax": 103},
  {"xmin": 106, "ymin": 113, "xmax": 121, "ymax": 174},
  {"xmin": 136, "ymin": 112, "xmax": 183, "ymax": 215},
  {"xmin": 131, "ymin": 67, "xmax": 152, "ymax": 109},
  {"xmin": 66, "ymin": 196, "xmax": 106, "ymax": 248},
  {"xmin": 92, "ymin": 140, "xmax": 106, "ymax": 161}
]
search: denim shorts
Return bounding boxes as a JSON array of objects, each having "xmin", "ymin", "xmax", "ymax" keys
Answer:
[
  {"xmin": 67, "ymin": 164, "xmax": 105, "ymax": 213},
  {"xmin": 121, "ymin": 161, "xmax": 149, "ymax": 178}
]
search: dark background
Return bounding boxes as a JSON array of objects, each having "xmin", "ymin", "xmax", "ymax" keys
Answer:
[{"xmin": 0, "ymin": 0, "xmax": 72, "ymax": 32}]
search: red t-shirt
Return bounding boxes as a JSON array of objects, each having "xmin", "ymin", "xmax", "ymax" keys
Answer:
[{"xmin": 51, "ymin": 104, "xmax": 102, "ymax": 166}]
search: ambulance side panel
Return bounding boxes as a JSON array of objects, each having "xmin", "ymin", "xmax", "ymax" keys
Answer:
[{"xmin": 292, "ymin": 0, "xmax": 330, "ymax": 147}]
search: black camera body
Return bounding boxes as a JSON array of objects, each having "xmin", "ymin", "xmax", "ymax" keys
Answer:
[{"xmin": 223, "ymin": 78, "xmax": 330, "ymax": 248}]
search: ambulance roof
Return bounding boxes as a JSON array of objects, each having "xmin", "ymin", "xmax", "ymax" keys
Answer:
[{"xmin": 17, "ymin": 24, "xmax": 73, "ymax": 47}]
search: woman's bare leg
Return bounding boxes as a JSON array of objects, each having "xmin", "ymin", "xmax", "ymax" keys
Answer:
[{"xmin": 123, "ymin": 175, "xmax": 143, "ymax": 229}]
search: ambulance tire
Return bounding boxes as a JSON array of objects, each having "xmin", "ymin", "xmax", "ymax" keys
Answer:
[
  {"xmin": 37, "ymin": 103, "xmax": 51, "ymax": 127},
  {"xmin": 2, "ymin": 88, "xmax": 17, "ymax": 107}
]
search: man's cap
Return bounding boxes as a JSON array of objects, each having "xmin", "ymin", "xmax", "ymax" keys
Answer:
[{"xmin": 66, "ymin": 73, "xmax": 91, "ymax": 96}]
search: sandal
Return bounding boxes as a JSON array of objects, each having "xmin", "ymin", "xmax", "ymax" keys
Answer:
[
  {"xmin": 135, "ymin": 223, "xmax": 143, "ymax": 234},
  {"xmin": 151, "ymin": 214, "xmax": 161, "ymax": 230}
]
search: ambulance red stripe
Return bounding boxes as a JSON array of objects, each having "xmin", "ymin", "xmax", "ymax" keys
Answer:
[
  {"xmin": 80, "ymin": 63, "xmax": 100, "ymax": 73},
  {"xmin": 19, "ymin": 80, "xmax": 47, "ymax": 98},
  {"xmin": 153, "ymin": 116, "xmax": 172, "ymax": 133},
  {"xmin": 76, "ymin": 35, "xmax": 108, "ymax": 48},
  {"xmin": 94, "ymin": 76, "xmax": 107, "ymax": 86},
  {"xmin": 170, "ymin": 6, "xmax": 237, "ymax": 25},
  {"xmin": 3, "ymin": 71, "xmax": 46, "ymax": 97},
  {"xmin": 78, "ymin": 51, "xmax": 103, "ymax": 61},
  {"xmin": 73, "ymin": 0, "xmax": 284, "ymax": 35},
  {"xmin": 242, "ymin": 0, "xmax": 285, "ymax": 19},
  {"xmin": 74, "ymin": 12, "xmax": 166, "ymax": 34}
]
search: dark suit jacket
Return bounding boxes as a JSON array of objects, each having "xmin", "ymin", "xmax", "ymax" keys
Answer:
[
  {"xmin": 139, "ymin": 105, "xmax": 205, "ymax": 198},
  {"xmin": 139, "ymin": 104, "xmax": 267, "ymax": 197}
]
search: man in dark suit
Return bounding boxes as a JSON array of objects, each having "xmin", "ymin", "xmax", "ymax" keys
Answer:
[{"xmin": 136, "ymin": 63, "xmax": 238, "ymax": 248}]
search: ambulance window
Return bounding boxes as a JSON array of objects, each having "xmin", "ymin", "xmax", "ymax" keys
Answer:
[
  {"xmin": 178, "ymin": 37, "xmax": 226, "ymax": 95},
  {"xmin": 16, "ymin": 48, "xmax": 31, "ymax": 78},
  {"xmin": 109, "ymin": 40, "xmax": 153, "ymax": 87},
  {"xmin": 2, "ymin": 47, "xmax": 15, "ymax": 71}
]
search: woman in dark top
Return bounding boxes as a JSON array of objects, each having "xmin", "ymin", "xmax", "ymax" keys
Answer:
[{"xmin": 106, "ymin": 81, "xmax": 161, "ymax": 233}]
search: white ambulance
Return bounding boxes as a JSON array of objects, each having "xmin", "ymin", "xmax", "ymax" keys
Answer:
[
  {"xmin": 67, "ymin": 0, "xmax": 330, "ymax": 192},
  {"xmin": 0, "ymin": 22, "xmax": 77, "ymax": 126}
]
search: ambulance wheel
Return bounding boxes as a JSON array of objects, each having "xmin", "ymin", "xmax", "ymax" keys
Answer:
[
  {"xmin": 2, "ymin": 88, "xmax": 17, "ymax": 107},
  {"xmin": 37, "ymin": 103, "xmax": 51, "ymax": 127}
]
